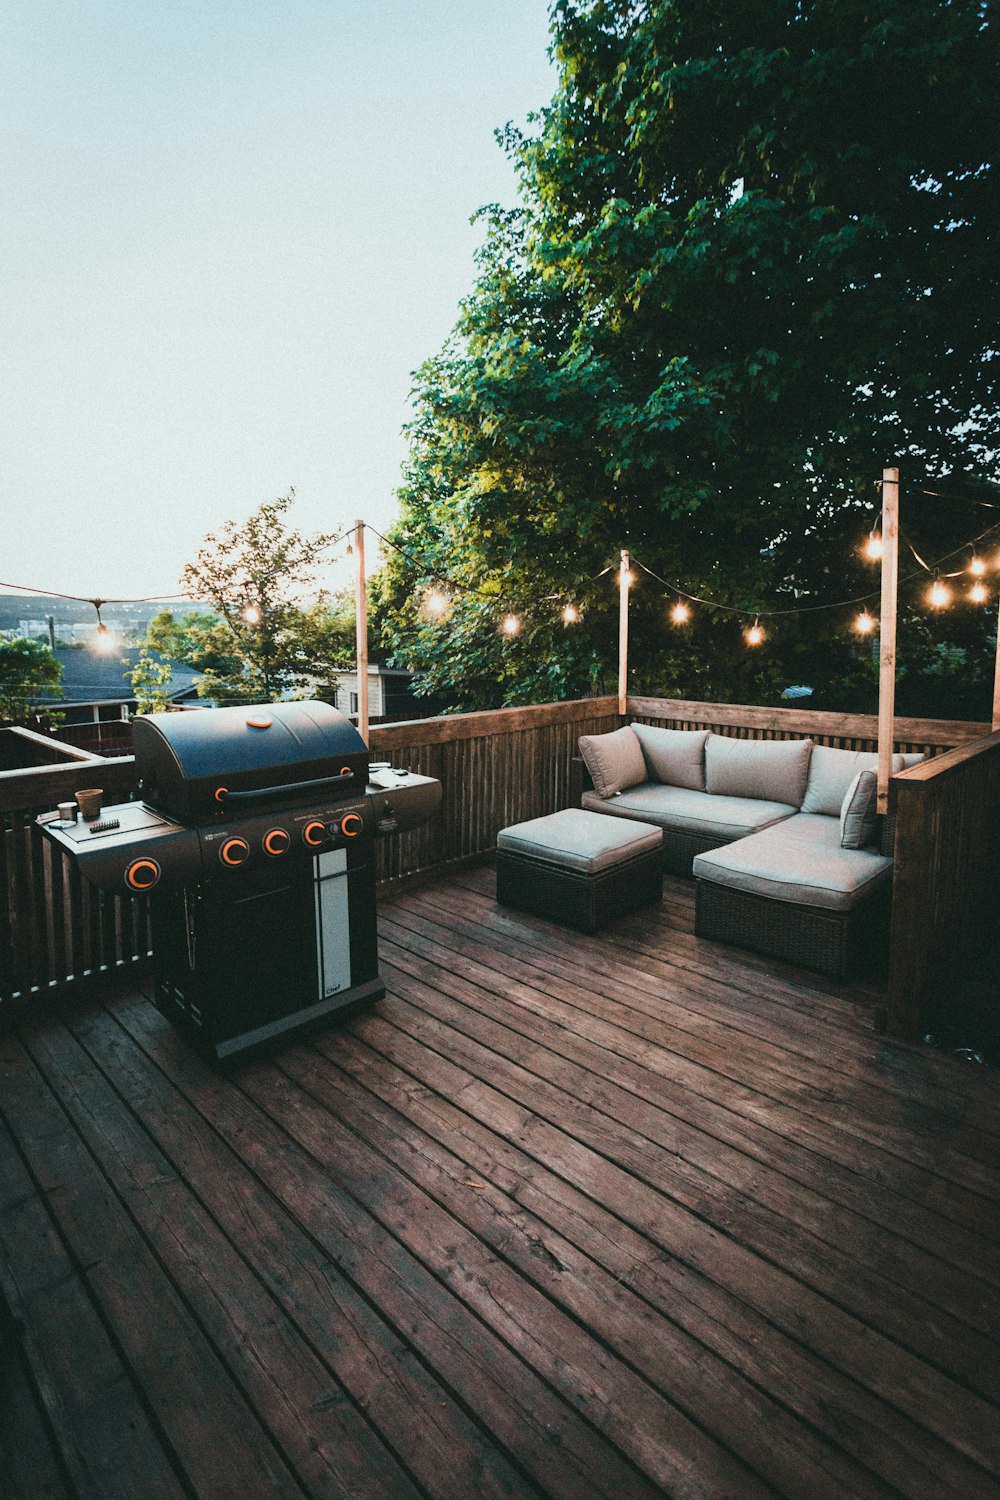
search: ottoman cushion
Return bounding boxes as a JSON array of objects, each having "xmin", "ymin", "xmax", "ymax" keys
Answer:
[{"xmin": 497, "ymin": 807, "xmax": 662, "ymax": 873}]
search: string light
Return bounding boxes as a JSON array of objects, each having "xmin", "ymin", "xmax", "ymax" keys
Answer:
[
  {"xmin": 669, "ymin": 600, "xmax": 691, "ymax": 625},
  {"xmin": 969, "ymin": 553, "xmax": 987, "ymax": 577},
  {"xmin": 561, "ymin": 602, "xmax": 580, "ymax": 624},
  {"xmin": 422, "ymin": 588, "xmax": 449, "ymax": 619},
  {"xmin": 745, "ymin": 619, "xmax": 765, "ymax": 647},
  {"xmin": 854, "ymin": 610, "xmax": 877, "ymax": 635},
  {"xmin": 500, "ymin": 614, "xmax": 521, "ymax": 636},
  {"xmin": 243, "ymin": 603, "xmax": 261, "ymax": 624},
  {"xmin": 970, "ymin": 581, "xmax": 989, "ymax": 605},
  {"xmin": 928, "ymin": 574, "xmax": 951, "ymax": 610},
  {"xmin": 864, "ymin": 529, "xmax": 884, "ymax": 561}
]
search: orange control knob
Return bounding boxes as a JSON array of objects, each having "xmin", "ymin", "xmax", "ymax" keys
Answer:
[
  {"xmin": 214, "ymin": 786, "xmax": 229, "ymax": 804},
  {"xmin": 263, "ymin": 827, "xmax": 290, "ymax": 856},
  {"xmin": 125, "ymin": 858, "xmax": 160, "ymax": 892},
  {"xmin": 219, "ymin": 837, "xmax": 250, "ymax": 867},
  {"xmin": 303, "ymin": 820, "xmax": 326, "ymax": 847},
  {"xmin": 340, "ymin": 812, "xmax": 364, "ymax": 838}
]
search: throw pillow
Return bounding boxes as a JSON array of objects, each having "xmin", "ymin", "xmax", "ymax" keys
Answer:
[
  {"xmin": 840, "ymin": 769, "xmax": 879, "ymax": 849},
  {"xmin": 631, "ymin": 724, "xmax": 708, "ymax": 791},
  {"xmin": 578, "ymin": 726, "xmax": 647, "ymax": 800}
]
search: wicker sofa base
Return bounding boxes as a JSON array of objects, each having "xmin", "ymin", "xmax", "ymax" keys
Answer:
[
  {"xmin": 497, "ymin": 846, "xmax": 663, "ymax": 934},
  {"xmin": 695, "ymin": 878, "xmax": 890, "ymax": 981}
]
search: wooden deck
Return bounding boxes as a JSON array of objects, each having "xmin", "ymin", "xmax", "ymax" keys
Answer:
[{"xmin": 2, "ymin": 865, "xmax": 999, "ymax": 1500}]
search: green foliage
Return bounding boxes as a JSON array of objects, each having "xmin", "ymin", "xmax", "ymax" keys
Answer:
[
  {"xmin": 127, "ymin": 649, "xmax": 175, "ymax": 715},
  {"xmin": 176, "ymin": 494, "xmax": 348, "ymax": 703},
  {"xmin": 0, "ymin": 638, "xmax": 63, "ymax": 721},
  {"xmin": 379, "ymin": 0, "xmax": 999, "ymax": 713}
]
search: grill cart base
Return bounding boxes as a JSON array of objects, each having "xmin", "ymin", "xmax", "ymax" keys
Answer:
[{"xmin": 150, "ymin": 850, "xmax": 383, "ymax": 1062}]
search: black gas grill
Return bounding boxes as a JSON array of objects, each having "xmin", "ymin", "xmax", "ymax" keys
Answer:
[{"xmin": 39, "ymin": 702, "xmax": 440, "ymax": 1061}]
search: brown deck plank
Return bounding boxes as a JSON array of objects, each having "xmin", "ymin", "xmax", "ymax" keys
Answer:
[
  {"xmin": 436, "ymin": 872, "xmax": 1000, "ymax": 1137},
  {"xmin": 313, "ymin": 1017, "xmax": 986, "ymax": 1500},
  {"xmin": 3, "ymin": 868, "xmax": 999, "ymax": 1500},
  {"xmin": 388, "ymin": 889, "xmax": 1000, "ymax": 1210},
  {"xmin": 277, "ymin": 1033, "xmax": 899, "ymax": 1500},
  {"xmin": 24, "ymin": 1014, "xmax": 429, "ymax": 1500},
  {"xmin": 0, "ymin": 1056, "xmax": 187, "ymax": 1500},
  {"xmin": 372, "ymin": 973, "xmax": 1000, "ymax": 1482},
  {"xmin": 386, "ymin": 894, "xmax": 1000, "ymax": 1289},
  {"xmin": 109, "ymin": 990, "xmax": 666, "ymax": 1500},
  {"xmin": 0, "ymin": 1029, "xmax": 305, "ymax": 1500},
  {"xmin": 377, "ymin": 918, "xmax": 1000, "ymax": 1336}
]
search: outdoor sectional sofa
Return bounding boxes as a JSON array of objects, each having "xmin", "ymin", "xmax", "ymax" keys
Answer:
[{"xmin": 575, "ymin": 723, "xmax": 921, "ymax": 979}]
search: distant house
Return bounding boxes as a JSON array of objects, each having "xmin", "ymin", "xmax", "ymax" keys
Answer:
[
  {"xmin": 330, "ymin": 665, "xmax": 442, "ymax": 723},
  {"xmin": 33, "ymin": 646, "xmax": 201, "ymax": 726}
]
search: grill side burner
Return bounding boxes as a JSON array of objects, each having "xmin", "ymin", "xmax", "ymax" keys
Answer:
[{"xmin": 38, "ymin": 703, "xmax": 441, "ymax": 1062}]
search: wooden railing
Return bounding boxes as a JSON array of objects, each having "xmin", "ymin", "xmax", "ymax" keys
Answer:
[
  {"xmin": 627, "ymin": 697, "xmax": 987, "ymax": 755},
  {"xmin": 886, "ymin": 732, "xmax": 1000, "ymax": 1037},
  {"xmin": 1, "ymin": 756, "xmax": 143, "ymax": 1012},
  {"xmin": 369, "ymin": 696, "xmax": 620, "ymax": 883},
  {"xmin": 1, "ymin": 693, "xmax": 995, "ymax": 1037}
]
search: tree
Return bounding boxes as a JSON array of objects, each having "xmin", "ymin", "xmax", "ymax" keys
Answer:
[
  {"xmin": 126, "ymin": 649, "xmax": 175, "ymax": 715},
  {"xmin": 176, "ymin": 494, "xmax": 347, "ymax": 703},
  {"xmin": 378, "ymin": 0, "xmax": 999, "ymax": 712},
  {"xmin": 0, "ymin": 638, "xmax": 63, "ymax": 722}
]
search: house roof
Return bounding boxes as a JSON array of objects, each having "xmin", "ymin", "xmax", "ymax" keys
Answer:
[{"xmin": 34, "ymin": 647, "xmax": 201, "ymax": 706}]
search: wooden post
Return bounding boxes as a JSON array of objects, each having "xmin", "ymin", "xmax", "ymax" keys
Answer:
[
  {"xmin": 618, "ymin": 549, "xmax": 630, "ymax": 716},
  {"xmin": 992, "ymin": 595, "xmax": 1000, "ymax": 731},
  {"xmin": 354, "ymin": 518, "xmax": 369, "ymax": 745},
  {"xmin": 877, "ymin": 467, "xmax": 900, "ymax": 813}
]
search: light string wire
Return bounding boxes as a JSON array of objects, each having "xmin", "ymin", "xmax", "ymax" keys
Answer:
[{"xmin": 4, "ymin": 496, "xmax": 1000, "ymax": 631}]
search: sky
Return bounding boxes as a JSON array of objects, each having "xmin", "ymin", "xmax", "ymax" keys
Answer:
[{"xmin": 1, "ymin": 0, "xmax": 557, "ymax": 605}]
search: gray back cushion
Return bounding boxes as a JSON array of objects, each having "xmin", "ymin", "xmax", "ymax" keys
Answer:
[
  {"xmin": 631, "ymin": 724, "xmax": 708, "ymax": 791},
  {"xmin": 704, "ymin": 734, "xmax": 813, "ymax": 807},
  {"xmin": 802, "ymin": 745, "xmax": 907, "ymax": 816},
  {"xmin": 840, "ymin": 769, "xmax": 879, "ymax": 849},
  {"xmin": 578, "ymin": 725, "xmax": 647, "ymax": 799}
]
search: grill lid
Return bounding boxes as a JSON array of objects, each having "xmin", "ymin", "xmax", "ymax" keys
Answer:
[{"xmin": 134, "ymin": 701, "xmax": 369, "ymax": 821}]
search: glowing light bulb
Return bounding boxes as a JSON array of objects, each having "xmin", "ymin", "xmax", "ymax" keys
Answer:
[
  {"xmin": 620, "ymin": 568, "xmax": 634, "ymax": 587},
  {"xmin": 243, "ymin": 604, "xmax": 261, "ymax": 625},
  {"xmin": 928, "ymin": 578, "xmax": 951, "ymax": 610},
  {"xmin": 501, "ymin": 614, "xmax": 521, "ymax": 636},
  {"xmin": 745, "ymin": 621, "xmax": 765, "ymax": 647},
  {"xmin": 561, "ymin": 602, "xmax": 579, "ymax": 624},
  {"xmin": 423, "ymin": 588, "xmax": 448, "ymax": 618},
  {"xmin": 670, "ymin": 600, "xmax": 691, "ymax": 625},
  {"xmin": 854, "ymin": 610, "xmax": 876, "ymax": 636},
  {"xmin": 970, "ymin": 554, "xmax": 987, "ymax": 577},
  {"xmin": 970, "ymin": 581, "xmax": 989, "ymax": 604},
  {"xmin": 93, "ymin": 628, "xmax": 117, "ymax": 655},
  {"xmin": 864, "ymin": 532, "xmax": 884, "ymax": 561}
]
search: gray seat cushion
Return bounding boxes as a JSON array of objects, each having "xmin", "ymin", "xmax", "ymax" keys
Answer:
[
  {"xmin": 705, "ymin": 734, "xmax": 813, "ymax": 807},
  {"xmin": 582, "ymin": 783, "xmax": 797, "ymax": 841},
  {"xmin": 497, "ymin": 807, "xmax": 662, "ymax": 874},
  {"xmin": 692, "ymin": 813, "xmax": 893, "ymax": 913}
]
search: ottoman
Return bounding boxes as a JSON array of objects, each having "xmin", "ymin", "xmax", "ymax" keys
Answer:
[{"xmin": 496, "ymin": 808, "xmax": 663, "ymax": 933}]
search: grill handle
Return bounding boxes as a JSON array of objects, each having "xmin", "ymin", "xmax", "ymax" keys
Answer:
[{"xmin": 217, "ymin": 771, "xmax": 355, "ymax": 807}]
